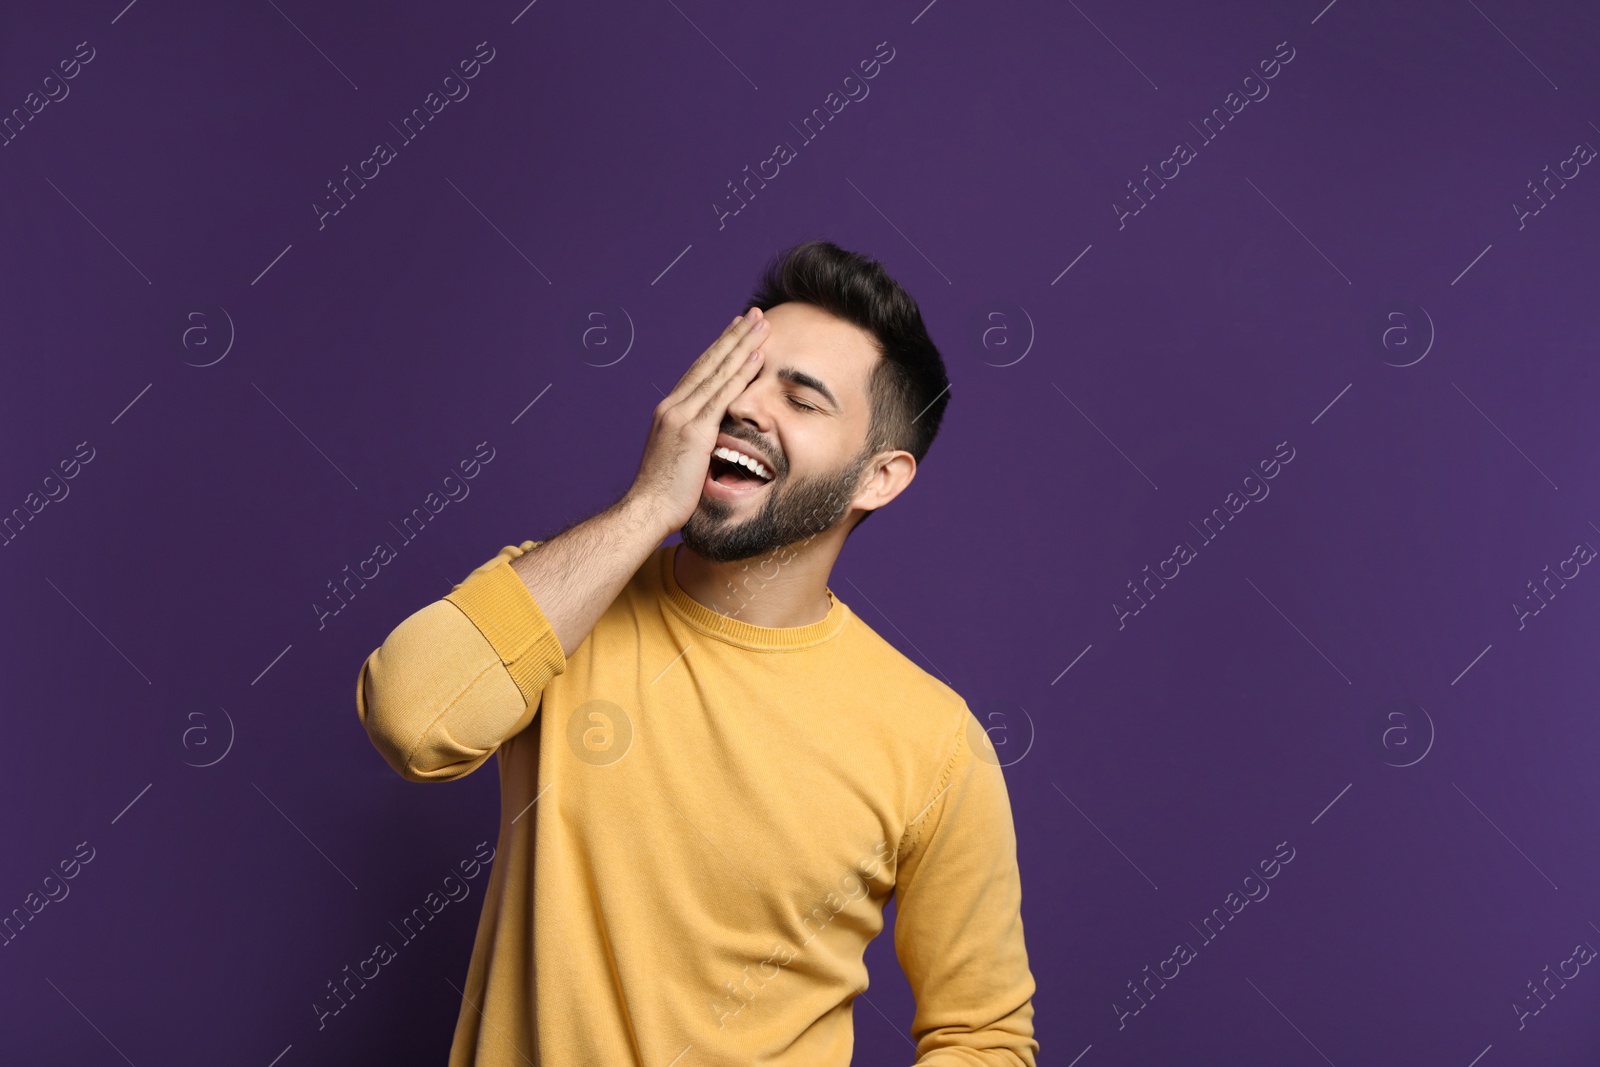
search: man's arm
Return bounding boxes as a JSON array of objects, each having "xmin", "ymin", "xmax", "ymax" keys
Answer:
[
  {"xmin": 355, "ymin": 309, "xmax": 773, "ymax": 782},
  {"xmin": 892, "ymin": 707, "xmax": 1038, "ymax": 1065},
  {"xmin": 354, "ymin": 495, "xmax": 664, "ymax": 782},
  {"xmin": 505, "ymin": 493, "xmax": 669, "ymax": 660}
]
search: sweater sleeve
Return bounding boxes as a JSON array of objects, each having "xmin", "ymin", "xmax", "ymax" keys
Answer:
[
  {"xmin": 891, "ymin": 709, "xmax": 1038, "ymax": 1065},
  {"xmin": 355, "ymin": 540, "xmax": 567, "ymax": 782}
]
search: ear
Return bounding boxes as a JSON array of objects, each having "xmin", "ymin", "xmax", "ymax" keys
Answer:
[{"xmin": 850, "ymin": 450, "xmax": 917, "ymax": 514}]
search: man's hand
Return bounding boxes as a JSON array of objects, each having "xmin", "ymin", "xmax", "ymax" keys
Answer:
[{"xmin": 626, "ymin": 306, "xmax": 769, "ymax": 535}]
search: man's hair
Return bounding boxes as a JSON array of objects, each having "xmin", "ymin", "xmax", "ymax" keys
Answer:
[{"xmin": 744, "ymin": 239, "xmax": 950, "ymax": 530}]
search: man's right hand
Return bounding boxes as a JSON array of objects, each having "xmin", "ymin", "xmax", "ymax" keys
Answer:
[
  {"xmin": 491, "ymin": 308, "xmax": 769, "ymax": 661},
  {"xmin": 626, "ymin": 306, "xmax": 770, "ymax": 536}
]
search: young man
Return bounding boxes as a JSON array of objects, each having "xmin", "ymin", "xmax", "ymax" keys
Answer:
[{"xmin": 356, "ymin": 240, "xmax": 1038, "ymax": 1065}]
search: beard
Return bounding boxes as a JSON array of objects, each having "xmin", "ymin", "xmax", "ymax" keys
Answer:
[{"xmin": 679, "ymin": 443, "xmax": 871, "ymax": 564}]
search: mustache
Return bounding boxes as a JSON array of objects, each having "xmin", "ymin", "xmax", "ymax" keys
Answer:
[{"xmin": 721, "ymin": 428, "xmax": 784, "ymax": 476}]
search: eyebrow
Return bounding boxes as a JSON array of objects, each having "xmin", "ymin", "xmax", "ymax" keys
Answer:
[{"xmin": 776, "ymin": 366, "xmax": 839, "ymax": 411}]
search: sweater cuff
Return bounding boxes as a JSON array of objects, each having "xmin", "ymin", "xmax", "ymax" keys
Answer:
[{"xmin": 444, "ymin": 556, "xmax": 567, "ymax": 704}]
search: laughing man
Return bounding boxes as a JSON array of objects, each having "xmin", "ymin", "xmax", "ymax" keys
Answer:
[{"xmin": 357, "ymin": 239, "xmax": 1038, "ymax": 1065}]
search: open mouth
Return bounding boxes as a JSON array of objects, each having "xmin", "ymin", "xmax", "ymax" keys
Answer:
[{"xmin": 706, "ymin": 446, "xmax": 774, "ymax": 495}]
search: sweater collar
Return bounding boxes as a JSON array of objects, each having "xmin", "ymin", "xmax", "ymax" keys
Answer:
[{"xmin": 658, "ymin": 543, "xmax": 850, "ymax": 651}]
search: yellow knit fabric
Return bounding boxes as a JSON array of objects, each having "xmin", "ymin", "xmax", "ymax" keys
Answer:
[{"xmin": 356, "ymin": 540, "xmax": 1037, "ymax": 1065}]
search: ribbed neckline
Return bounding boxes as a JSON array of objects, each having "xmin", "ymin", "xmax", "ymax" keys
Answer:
[{"xmin": 658, "ymin": 543, "xmax": 851, "ymax": 651}]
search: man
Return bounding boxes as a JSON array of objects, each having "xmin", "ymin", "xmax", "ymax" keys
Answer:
[{"xmin": 356, "ymin": 240, "xmax": 1037, "ymax": 1065}]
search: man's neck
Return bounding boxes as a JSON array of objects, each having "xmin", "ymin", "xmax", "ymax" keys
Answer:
[{"xmin": 673, "ymin": 537, "xmax": 842, "ymax": 628}]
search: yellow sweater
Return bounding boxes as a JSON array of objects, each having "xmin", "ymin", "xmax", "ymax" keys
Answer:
[{"xmin": 356, "ymin": 540, "xmax": 1037, "ymax": 1065}]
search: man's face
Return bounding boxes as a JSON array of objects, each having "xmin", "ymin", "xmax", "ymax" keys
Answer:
[{"xmin": 680, "ymin": 302, "xmax": 879, "ymax": 564}]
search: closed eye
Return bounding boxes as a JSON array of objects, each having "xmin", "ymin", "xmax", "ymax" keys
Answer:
[{"xmin": 787, "ymin": 396, "xmax": 818, "ymax": 413}]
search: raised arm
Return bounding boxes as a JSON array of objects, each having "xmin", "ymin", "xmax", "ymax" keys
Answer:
[
  {"xmin": 356, "ymin": 540, "xmax": 556, "ymax": 783},
  {"xmin": 355, "ymin": 493, "xmax": 658, "ymax": 783},
  {"xmin": 356, "ymin": 307, "xmax": 774, "ymax": 782},
  {"xmin": 893, "ymin": 708, "xmax": 1039, "ymax": 1065}
]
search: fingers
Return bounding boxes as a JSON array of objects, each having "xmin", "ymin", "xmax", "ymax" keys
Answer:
[
  {"xmin": 683, "ymin": 312, "xmax": 766, "ymax": 416},
  {"xmin": 700, "ymin": 309, "xmax": 763, "ymax": 376},
  {"xmin": 670, "ymin": 308, "xmax": 768, "ymax": 413},
  {"xmin": 663, "ymin": 313, "xmax": 749, "ymax": 405},
  {"xmin": 691, "ymin": 340, "xmax": 764, "ymax": 427}
]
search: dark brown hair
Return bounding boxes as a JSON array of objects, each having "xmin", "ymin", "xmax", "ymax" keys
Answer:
[{"xmin": 744, "ymin": 239, "xmax": 950, "ymax": 528}]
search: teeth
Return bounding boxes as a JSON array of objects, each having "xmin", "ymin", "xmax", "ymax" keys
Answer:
[{"xmin": 713, "ymin": 445, "xmax": 772, "ymax": 481}]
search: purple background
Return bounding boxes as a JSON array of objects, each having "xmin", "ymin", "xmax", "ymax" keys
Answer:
[{"xmin": 3, "ymin": 0, "xmax": 1598, "ymax": 1063}]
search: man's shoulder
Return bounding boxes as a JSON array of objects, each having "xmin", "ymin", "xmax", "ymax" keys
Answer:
[{"xmin": 838, "ymin": 607, "xmax": 971, "ymax": 735}]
